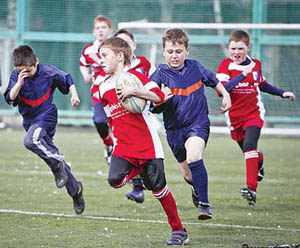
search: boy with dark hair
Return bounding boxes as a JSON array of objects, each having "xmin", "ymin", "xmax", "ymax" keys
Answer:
[
  {"xmin": 4, "ymin": 45, "xmax": 85, "ymax": 215},
  {"xmin": 216, "ymin": 29, "xmax": 295, "ymax": 205},
  {"xmin": 151, "ymin": 28, "xmax": 231, "ymax": 220},
  {"xmin": 97, "ymin": 37, "xmax": 188, "ymax": 246},
  {"xmin": 79, "ymin": 15, "xmax": 114, "ymax": 164},
  {"xmin": 112, "ymin": 28, "xmax": 157, "ymax": 204}
]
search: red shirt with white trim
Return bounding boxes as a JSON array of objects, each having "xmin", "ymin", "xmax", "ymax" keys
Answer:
[
  {"xmin": 79, "ymin": 40, "xmax": 105, "ymax": 104},
  {"xmin": 216, "ymin": 57, "xmax": 266, "ymax": 130},
  {"xmin": 98, "ymin": 68, "xmax": 164, "ymax": 159}
]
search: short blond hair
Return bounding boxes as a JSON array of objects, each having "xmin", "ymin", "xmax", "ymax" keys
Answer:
[
  {"xmin": 93, "ymin": 15, "xmax": 112, "ymax": 29},
  {"xmin": 100, "ymin": 37, "xmax": 132, "ymax": 66}
]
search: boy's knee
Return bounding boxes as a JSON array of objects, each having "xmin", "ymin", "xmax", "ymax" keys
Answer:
[
  {"xmin": 23, "ymin": 135, "xmax": 35, "ymax": 150},
  {"xmin": 107, "ymin": 175, "xmax": 124, "ymax": 188},
  {"xmin": 243, "ymin": 141, "xmax": 256, "ymax": 151}
]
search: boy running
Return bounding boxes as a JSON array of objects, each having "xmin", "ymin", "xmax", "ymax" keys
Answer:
[
  {"xmin": 79, "ymin": 15, "xmax": 114, "ymax": 164},
  {"xmin": 113, "ymin": 28, "xmax": 156, "ymax": 204},
  {"xmin": 97, "ymin": 37, "xmax": 189, "ymax": 246},
  {"xmin": 4, "ymin": 45, "xmax": 85, "ymax": 215},
  {"xmin": 216, "ymin": 29, "xmax": 295, "ymax": 205},
  {"xmin": 151, "ymin": 28, "xmax": 231, "ymax": 220}
]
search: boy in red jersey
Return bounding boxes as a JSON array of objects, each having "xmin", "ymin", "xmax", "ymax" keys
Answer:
[
  {"xmin": 113, "ymin": 28, "xmax": 157, "ymax": 204},
  {"xmin": 97, "ymin": 37, "xmax": 188, "ymax": 246},
  {"xmin": 79, "ymin": 15, "xmax": 114, "ymax": 164},
  {"xmin": 216, "ymin": 30, "xmax": 295, "ymax": 205}
]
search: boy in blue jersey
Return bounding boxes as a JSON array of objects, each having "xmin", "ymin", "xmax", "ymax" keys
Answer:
[
  {"xmin": 4, "ymin": 45, "xmax": 85, "ymax": 215},
  {"xmin": 151, "ymin": 28, "xmax": 231, "ymax": 220}
]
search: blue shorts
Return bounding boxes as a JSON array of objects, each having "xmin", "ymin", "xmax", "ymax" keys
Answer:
[{"xmin": 166, "ymin": 119, "xmax": 210, "ymax": 163}]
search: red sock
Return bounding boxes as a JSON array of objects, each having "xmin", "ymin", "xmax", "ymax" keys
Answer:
[
  {"xmin": 153, "ymin": 186, "xmax": 183, "ymax": 231},
  {"xmin": 102, "ymin": 134, "xmax": 114, "ymax": 146},
  {"xmin": 244, "ymin": 150, "xmax": 259, "ymax": 191}
]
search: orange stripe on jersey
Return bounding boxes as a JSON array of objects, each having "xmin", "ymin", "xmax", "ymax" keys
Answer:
[{"xmin": 171, "ymin": 81, "xmax": 202, "ymax": 96}]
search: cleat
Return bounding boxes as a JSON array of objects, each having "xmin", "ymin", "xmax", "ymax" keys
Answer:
[
  {"xmin": 166, "ymin": 228, "xmax": 189, "ymax": 246},
  {"xmin": 198, "ymin": 202, "xmax": 213, "ymax": 220},
  {"xmin": 52, "ymin": 161, "xmax": 68, "ymax": 188},
  {"xmin": 125, "ymin": 188, "xmax": 144, "ymax": 203},
  {"xmin": 257, "ymin": 152, "xmax": 264, "ymax": 182},
  {"xmin": 104, "ymin": 145, "xmax": 113, "ymax": 165},
  {"xmin": 240, "ymin": 187, "xmax": 256, "ymax": 206},
  {"xmin": 73, "ymin": 181, "xmax": 85, "ymax": 215},
  {"xmin": 191, "ymin": 186, "xmax": 199, "ymax": 208}
]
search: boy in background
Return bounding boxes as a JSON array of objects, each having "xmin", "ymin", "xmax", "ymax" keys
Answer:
[
  {"xmin": 151, "ymin": 28, "xmax": 231, "ymax": 220},
  {"xmin": 97, "ymin": 37, "xmax": 188, "ymax": 246},
  {"xmin": 113, "ymin": 28, "xmax": 156, "ymax": 204},
  {"xmin": 216, "ymin": 29, "xmax": 295, "ymax": 205},
  {"xmin": 4, "ymin": 45, "xmax": 85, "ymax": 215},
  {"xmin": 79, "ymin": 15, "xmax": 114, "ymax": 164}
]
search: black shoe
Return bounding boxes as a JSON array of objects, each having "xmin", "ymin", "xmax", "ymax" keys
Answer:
[
  {"xmin": 166, "ymin": 228, "xmax": 189, "ymax": 246},
  {"xmin": 240, "ymin": 187, "xmax": 256, "ymax": 206},
  {"xmin": 52, "ymin": 162, "xmax": 68, "ymax": 188},
  {"xmin": 125, "ymin": 188, "xmax": 144, "ymax": 203},
  {"xmin": 198, "ymin": 202, "xmax": 213, "ymax": 220},
  {"xmin": 191, "ymin": 186, "xmax": 199, "ymax": 208},
  {"xmin": 73, "ymin": 181, "xmax": 85, "ymax": 215},
  {"xmin": 257, "ymin": 152, "xmax": 264, "ymax": 182}
]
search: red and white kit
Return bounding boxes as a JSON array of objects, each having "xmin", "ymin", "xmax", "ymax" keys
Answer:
[
  {"xmin": 79, "ymin": 40, "xmax": 105, "ymax": 104},
  {"xmin": 131, "ymin": 55, "xmax": 156, "ymax": 77},
  {"xmin": 217, "ymin": 56, "xmax": 266, "ymax": 138},
  {"xmin": 98, "ymin": 68, "xmax": 164, "ymax": 160}
]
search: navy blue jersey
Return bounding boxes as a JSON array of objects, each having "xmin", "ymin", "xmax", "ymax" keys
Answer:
[
  {"xmin": 4, "ymin": 64, "xmax": 74, "ymax": 122},
  {"xmin": 150, "ymin": 59, "xmax": 218, "ymax": 130}
]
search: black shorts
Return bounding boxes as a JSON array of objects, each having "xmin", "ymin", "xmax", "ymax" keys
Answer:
[{"xmin": 108, "ymin": 156, "xmax": 167, "ymax": 192}]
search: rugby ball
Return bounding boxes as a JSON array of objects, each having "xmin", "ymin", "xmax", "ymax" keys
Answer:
[{"xmin": 116, "ymin": 72, "xmax": 146, "ymax": 113}]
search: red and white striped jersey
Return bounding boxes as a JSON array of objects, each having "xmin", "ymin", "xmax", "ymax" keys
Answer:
[
  {"xmin": 98, "ymin": 68, "xmax": 164, "ymax": 159},
  {"xmin": 79, "ymin": 40, "xmax": 105, "ymax": 78},
  {"xmin": 216, "ymin": 56, "xmax": 266, "ymax": 130},
  {"xmin": 79, "ymin": 40, "xmax": 106, "ymax": 104},
  {"xmin": 131, "ymin": 56, "xmax": 156, "ymax": 77}
]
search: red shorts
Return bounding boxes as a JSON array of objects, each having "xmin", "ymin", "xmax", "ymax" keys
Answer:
[{"xmin": 230, "ymin": 118, "xmax": 264, "ymax": 142}]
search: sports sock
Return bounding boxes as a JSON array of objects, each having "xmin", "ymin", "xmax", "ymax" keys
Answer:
[
  {"xmin": 132, "ymin": 176, "xmax": 144, "ymax": 190},
  {"xmin": 153, "ymin": 186, "xmax": 184, "ymax": 231},
  {"xmin": 244, "ymin": 150, "xmax": 259, "ymax": 191},
  {"xmin": 188, "ymin": 159, "xmax": 209, "ymax": 204}
]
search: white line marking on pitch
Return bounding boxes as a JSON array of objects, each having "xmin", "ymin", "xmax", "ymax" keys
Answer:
[{"xmin": 1, "ymin": 209, "xmax": 299, "ymax": 232}]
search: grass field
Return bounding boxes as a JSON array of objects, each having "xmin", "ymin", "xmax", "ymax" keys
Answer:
[{"xmin": 0, "ymin": 127, "xmax": 300, "ymax": 248}]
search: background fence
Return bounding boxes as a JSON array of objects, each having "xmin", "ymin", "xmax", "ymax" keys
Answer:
[{"xmin": 0, "ymin": 0, "xmax": 299, "ymax": 127}]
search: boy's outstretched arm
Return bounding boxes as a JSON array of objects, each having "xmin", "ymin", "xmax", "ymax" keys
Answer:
[
  {"xmin": 260, "ymin": 81, "xmax": 296, "ymax": 101},
  {"xmin": 215, "ymin": 82, "xmax": 231, "ymax": 112},
  {"xmin": 69, "ymin": 84, "xmax": 80, "ymax": 106}
]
